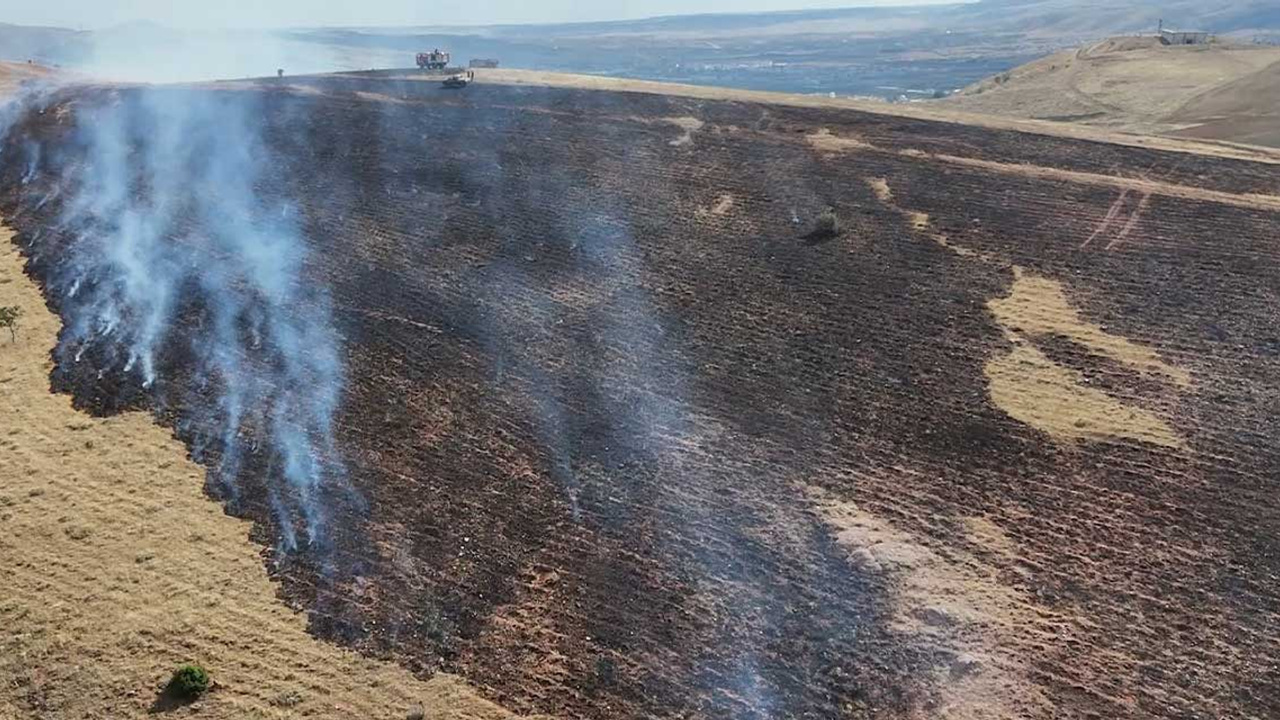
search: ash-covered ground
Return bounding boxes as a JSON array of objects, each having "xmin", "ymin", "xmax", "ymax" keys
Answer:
[{"xmin": 3, "ymin": 76, "xmax": 1280, "ymax": 719}]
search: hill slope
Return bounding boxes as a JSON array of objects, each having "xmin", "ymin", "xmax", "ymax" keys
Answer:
[
  {"xmin": 1166, "ymin": 57, "xmax": 1280, "ymax": 146},
  {"xmin": 0, "ymin": 60, "xmax": 55, "ymax": 94},
  {"xmin": 2, "ymin": 73, "xmax": 1280, "ymax": 719},
  {"xmin": 939, "ymin": 37, "xmax": 1280, "ymax": 145},
  {"xmin": 0, "ymin": 61, "xmax": 524, "ymax": 720}
]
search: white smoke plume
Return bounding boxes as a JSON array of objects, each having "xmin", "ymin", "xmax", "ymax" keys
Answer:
[
  {"xmin": 76, "ymin": 25, "xmax": 400, "ymax": 84},
  {"xmin": 5, "ymin": 85, "xmax": 353, "ymax": 553}
]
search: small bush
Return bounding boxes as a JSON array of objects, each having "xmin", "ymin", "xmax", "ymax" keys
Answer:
[
  {"xmin": 167, "ymin": 664, "xmax": 210, "ymax": 699},
  {"xmin": 0, "ymin": 306, "xmax": 20, "ymax": 343},
  {"xmin": 816, "ymin": 209, "xmax": 839, "ymax": 234},
  {"xmin": 798, "ymin": 206, "xmax": 839, "ymax": 244},
  {"xmin": 803, "ymin": 207, "xmax": 841, "ymax": 244}
]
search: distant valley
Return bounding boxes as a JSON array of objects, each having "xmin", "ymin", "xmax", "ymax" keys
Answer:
[{"xmin": 2, "ymin": 0, "xmax": 1279, "ymax": 98}]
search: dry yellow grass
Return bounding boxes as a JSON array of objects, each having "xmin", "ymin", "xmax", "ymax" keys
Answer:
[
  {"xmin": 0, "ymin": 61, "xmax": 54, "ymax": 97},
  {"xmin": 984, "ymin": 340, "xmax": 1182, "ymax": 448},
  {"xmin": 858, "ymin": 173, "xmax": 1189, "ymax": 449},
  {"xmin": 0, "ymin": 226, "xmax": 522, "ymax": 719},
  {"xmin": 806, "ymin": 485, "xmax": 1055, "ymax": 720},
  {"xmin": 460, "ymin": 69, "xmax": 1280, "ymax": 164},
  {"xmin": 807, "ymin": 128, "xmax": 873, "ymax": 154},
  {"xmin": 662, "ymin": 115, "xmax": 705, "ymax": 147},
  {"xmin": 866, "ymin": 177, "xmax": 893, "ymax": 202},
  {"xmin": 983, "ymin": 268, "xmax": 1188, "ymax": 447},
  {"xmin": 924, "ymin": 151, "xmax": 1280, "ymax": 213},
  {"xmin": 811, "ymin": 128, "xmax": 1280, "ymax": 213},
  {"xmin": 873, "ymin": 179, "xmax": 975, "ymax": 257},
  {"xmin": 940, "ymin": 39, "xmax": 1280, "ymax": 145},
  {"xmin": 208, "ymin": 67, "xmax": 1280, "ymax": 163},
  {"xmin": 905, "ymin": 211, "xmax": 931, "ymax": 232},
  {"xmin": 988, "ymin": 270, "xmax": 1191, "ymax": 388}
]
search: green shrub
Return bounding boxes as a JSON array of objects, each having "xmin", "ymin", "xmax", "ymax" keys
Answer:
[{"xmin": 167, "ymin": 664, "xmax": 210, "ymax": 699}]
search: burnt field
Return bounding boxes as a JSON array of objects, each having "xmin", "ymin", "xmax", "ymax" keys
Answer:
[{"xmin": 2, "ymin": 76, "xmax": 1280, "ymax": 719}]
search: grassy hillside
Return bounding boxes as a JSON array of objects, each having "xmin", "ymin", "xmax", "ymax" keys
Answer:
[
  {"xmin": 1167, "ymin": 57, "xmax": 1280, "ymax": 146},
  {"xmin": 938, "ymin": 37, "xmax": 1280, "ymax": 145}
]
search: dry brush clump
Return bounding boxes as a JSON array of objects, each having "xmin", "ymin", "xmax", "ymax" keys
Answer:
[
  {"xmin": 0, "ymin": 305, "xmax": 20, "ymax": 342},
  {"xmin": 803, "ymin": 207, "xmax": 842, "ymax": 244}
]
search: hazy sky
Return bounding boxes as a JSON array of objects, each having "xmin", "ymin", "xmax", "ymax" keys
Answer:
[{"xmin": 0, "ymin": 0, "xmax": 957, "ymax": 30}]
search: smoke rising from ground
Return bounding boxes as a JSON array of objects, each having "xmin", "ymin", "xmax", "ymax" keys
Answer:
[
  {"xmin": 76, "ymin": 26, "xmax": 400, "ymax": 83},
  {"xmin": 3, "ymin": 85, "xmax": 352, "ymax": 553}
]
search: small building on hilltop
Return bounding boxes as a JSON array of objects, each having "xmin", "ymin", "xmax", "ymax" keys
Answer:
[{"xmin": 1160, "ymin": 28, "xmax": 1211, "ymax": 45}]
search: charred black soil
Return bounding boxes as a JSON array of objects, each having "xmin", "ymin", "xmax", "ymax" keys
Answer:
[{"xmin": 3, "ymin": 76, "xmax": 1279, "ymax": 719}]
